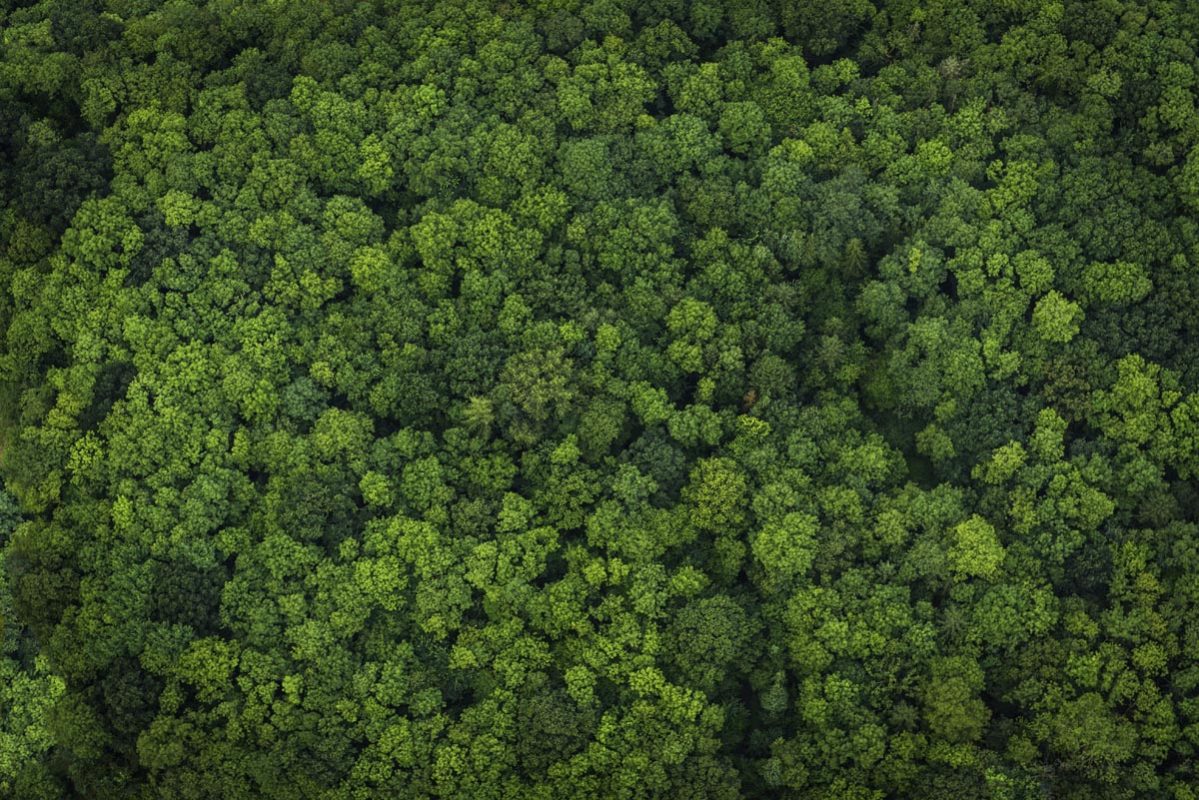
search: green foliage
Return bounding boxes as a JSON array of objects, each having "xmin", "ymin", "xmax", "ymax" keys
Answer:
[
  {"xmin": 1032, "ymin": 290, "xmax": 1084, "ymax": 343},
  {"xmin": 5, "ymin": 1, "xmax": 1199, "ymax": 798}
]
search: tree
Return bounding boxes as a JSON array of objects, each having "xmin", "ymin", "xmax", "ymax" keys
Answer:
[{"xmin": 1031, "ymin": 290, "xmax": 1083, "ymax": 344}]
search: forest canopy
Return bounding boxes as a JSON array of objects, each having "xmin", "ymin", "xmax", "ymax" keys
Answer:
[{"xmin": 5, "ymin": 0, "xmax": 1199, "ymax": 798}]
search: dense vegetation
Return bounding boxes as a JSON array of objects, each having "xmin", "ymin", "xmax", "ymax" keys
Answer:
[{"xmin": 6, "ymin": 0, "xmax": 1199, "ymax": 797}]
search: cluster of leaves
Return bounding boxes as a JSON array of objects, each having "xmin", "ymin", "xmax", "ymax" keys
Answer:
[{"xmin": 6, "ymin": 0, "xmax": 1199, "ymax": 798}]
